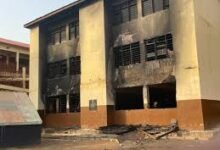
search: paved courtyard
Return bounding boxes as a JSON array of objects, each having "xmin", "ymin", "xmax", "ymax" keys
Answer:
[{"xmin": 4, "ymin": 132, "xmax": 220, "ymax": 150}]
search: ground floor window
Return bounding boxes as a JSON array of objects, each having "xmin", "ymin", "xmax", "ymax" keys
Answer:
[
  {"xmin": 69, "ymin": 94, "xmax": 80, "ymax": 112},
  {"xmin": 46, "ymin": 95, "xmax": 67, "ymax": 113},
  {"xmin": 148, "ymin": 83, "xmax": 176, "ymax": 108},
  {"xmin": 115, "ymin": 86, "xmax": 144, "ymax": 110}
]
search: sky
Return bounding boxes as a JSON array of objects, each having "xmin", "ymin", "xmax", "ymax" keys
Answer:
[{"xmin": 0, "ymin": 0, "xmax": 76, "ymax": 44}]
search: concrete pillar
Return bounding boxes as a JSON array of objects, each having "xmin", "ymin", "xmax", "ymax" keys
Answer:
[
  {"xmin": 80, "ymin": 0, "xmax": 108, "ymax": 128},
  {"xmin": 16, "ymin": 51, "xmax": 20, "ymax": 72},
  {"xmin": 22, "ymin": 67, "xmax": 26, "ymax": 89},
  {"xmin": 29, "ymin": 26, "xmax": 45, "ymax": 111},
  {"xmin": 6, "ymin": 55, "xmax": 9, "ymax": 65},
  {"xmin": 66, "ymin": 94, "xmax": 70, "ymax": 112},
  {"xmin": 143, "ymin": 85, "xmax": 149, "ymax": 108},
  {"xmin": 170, "ymin": 0, "xmax": 204, "ymax": 130}
]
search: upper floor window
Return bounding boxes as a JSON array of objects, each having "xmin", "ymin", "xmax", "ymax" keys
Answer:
[
  {"xmin": 48, "ymin": 60, "xmax": 67, "ymax": 79},
  {"xmin": 114, "ymin": 42, "xmax": 141, "ymax": 67},
  {"xmin": 70, "ymin": 56, "xmax": 81, "ymax": 75},
  {"xmin": 69, "ymin": 20, "xmax": 79, "ymax": 40},
  {"xmin": 48, "ymin": 26, "xmax": 66, "ymax": 45},
  {"xmin": 144, "ymin": 33, "xmax": 173, "ymax": 61},
  {"xmin": 142, "ymin": 0, "xmax": 169, "ymax": 16},
  {"xmin": 113, "ymin": 0, "xmax": 138, "ymax": 25}
]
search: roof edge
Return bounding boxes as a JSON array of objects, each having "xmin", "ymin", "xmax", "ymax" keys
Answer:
[
  {"xmin": 24, "ymin": 0, "xmax": 86, "ymax": 29},
  {"xmin": 0, "ymin": 38, "xmax": 29, "ymax": 49}
]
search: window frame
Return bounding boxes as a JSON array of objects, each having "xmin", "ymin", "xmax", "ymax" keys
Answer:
[
  {"xmin": 114, "ymin": 42, "xmax": 141, "ymax": 67},
  {"xmin": 70, "ymin": 56, "xmax": 81, "ymax": 75},
  {"xmin": 144, "ymin": 33, "xmax": 173, "ymax": 61},
  {"xmin": 48, "ymin": 26, "xmax": 67, "ymax": 45},
  {"xmin": 48, "ymin": 60, "xmax": 67, "ymax": 79},
  {"xmin": 112, "ymin": 0, "xmax": 138, "ymax": 25},
  {"xmin": 142, "ymin": 0, "xmax": 170, "ymax": 17},
  {"xmin": 69, "ymin": 20, "xmax": 79, "ymax": 40}
]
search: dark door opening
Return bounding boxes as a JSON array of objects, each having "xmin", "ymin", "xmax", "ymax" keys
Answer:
[
  {"xmin": 148, "ymin": 82, "xmax": 176, "ymax": 109},
  {"xmin": 115, "ymin": 86, "xmax": 144, "ymax": 110}
]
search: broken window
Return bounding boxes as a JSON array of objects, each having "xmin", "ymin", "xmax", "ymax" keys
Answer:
[
  {"xmin": 70, "ymin": 56, "xmax": 81, "ymax": 75},
  {"xmin": 148, "ymin": 83, "xmax": 176, "ymax": 109},
  {"xmin": 142, "ymin": 0, "xmax": 169, "ymax": 16},
  {"xmin": 48, "ymin": 26, "xmax": 66, "ymax": 45},
  {"xmin": 112, "ymin": 0, "xmax": 138, "ymax": 25},
  {"xmin": 60, "ymin": 27, "xmax": 66, "ymax": 42},
  {"xmin": 114, "ymin": 42, "xmax": 141, "ymax": 67},
  {"xmin": 46, "ymin": 95, "xmax": 67, "ymax": 113},
  {"xmin": 69, "ymin": 94, "xmax": 80, "ymax": 112},
  {"xmin": 48, "ymin": 60, "xmax": 67, "ymax": 79},
  {"xmin": 115, "ymin": 87, "xmax": 144, "ymax": 110},
  {"xmin": 145, "ymin": 33, "xmax": 173, "ymax": 61},
  {"xmin": 69, "ymin": 20, "xmax": 79, "ymax": 40}
]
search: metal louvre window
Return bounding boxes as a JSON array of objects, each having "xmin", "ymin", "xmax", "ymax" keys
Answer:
[
  {"xmin": 70, "ymin": 56, "xmax": 81, "ymax": 75},
  {"xmin": 113, "ymin": 0, "xmax": 138, "ymax": 25},
  {"xmin": 48, "ymin": 60, "xmax": 67, "ymax": 79},
  {"xmin": 69, "ymin": 20, "xmax": 79, "ymax": 40},
  {"xmin": 142, "ymin": 0, "xmax": 154, "ymax": 16},
  {"xmin": 144, "ymin": 33, "xmax": 173, "ymax": 61},
  {"xmin": 142, "ymin": 0, "xmax": 169, "ymax": 16},
  {"xmin": 69, "ymin": 94, "xmax": 80, "ymax": 112},
  {"xmin": 114, "ymin": 42, "xmax": 141, "ymax": 67},
  {"xmin": 48, "ymin": 26, "xmax": 66, "ymax": 45}
]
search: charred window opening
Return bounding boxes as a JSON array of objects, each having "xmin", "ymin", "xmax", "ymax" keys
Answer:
[
  {"xmin": 114, "ymin": 42, "xmax": 141, "ymax": 67},
  {"xmin": 70, "ymin": 56, "xmax": 81, "ymax": 75},
  {"xmin": 69, "ymin": 20, "xmax": 79, "ymax": 40},
  {"xmin": 48, "ymin": 60, "xmax": 67, "ymax": 79},
  {"xmin": 46, "ymin": 95, "xmax": 67, "ymax": 113},
  {"xmin": 69, "ymin": 94, "xmax": 80, "ymax": 112},
  {"xmin": 115, "ymin": 87, "xmax": 144, "ymax": 110},
  {"xmin": 142, "ymin": 0, "xmax": 170, "ymax": 16},
  {"xmin": 112, "ymin": 0, "xmax": 137, "ymax": 25},
  {"xmin": 148, "ymin": 83, "xmax": 176, "ymax": 109},
  {"xmin": 145, "ymin": 33, "xmax": 173, "ymax": 61},
  {"xmin": 48, "ymin": 26, "xmax": 66, "ymax": 45}
]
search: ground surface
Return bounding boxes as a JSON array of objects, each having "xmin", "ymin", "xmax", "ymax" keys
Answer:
[{"xmin": 3, "ymin": 129, "xmax": 220, "ymax": 150}]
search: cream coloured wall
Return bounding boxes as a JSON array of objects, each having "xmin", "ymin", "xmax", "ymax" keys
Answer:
[
  {"xmin": 170, "ymin": 0, "xmax": 201, "ymax": 101},
  {"xmin": 29, "ymin": 26, "xmax": 44, "ymax": 110},
  {"xmin": 79, "ymin": 0, "xmax": 108, "ymax": 107},
  {"xmin": 194, "ymin": 0, "xmax": 220, "ymax": 101}
]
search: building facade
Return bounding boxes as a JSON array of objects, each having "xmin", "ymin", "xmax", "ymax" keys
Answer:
[
  {"xmin": 0, "ymin": 38, "xmax": 29, "ymax": 88},
  {"xmin": 25, "ymin": 0, "xmax": 220, "ymax": 130}
]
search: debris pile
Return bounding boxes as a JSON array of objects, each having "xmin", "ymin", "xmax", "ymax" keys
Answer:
[
  {"xmin": 99, "ymin": 122, "xmax": 178, "ymax": 140},
  {"xmin": 139, "ymin": 123, "xmax": 178, "ymax": 140},
  {"xmin": 99, "ymin": 125, "xmax": 136, "ymax": 135}
]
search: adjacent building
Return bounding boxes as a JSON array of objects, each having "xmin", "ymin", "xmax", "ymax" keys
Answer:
[
  {"xmin": 0, "ymin": 38, "xmax": 29, "ymax": 88},
  {"xmin": 25, "ymin": 0, "xmax": 220, "ymax": 130}
]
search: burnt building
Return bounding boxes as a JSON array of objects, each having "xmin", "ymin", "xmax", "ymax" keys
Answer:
[{"xmin": 25, "ymin": 0, "xmax": 220, "ymax": 130}]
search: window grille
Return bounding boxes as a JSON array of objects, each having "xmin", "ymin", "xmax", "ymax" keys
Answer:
[
  {"xmin": 70, "ymin": 56, "xmax": 81, "ymax": 75},
  {"xmin": 114, "ymin": 42, "xmax": 141, "ymax": 67},
  {"xmin": 113, "ymin": 0, "xmax": 138, "ymax": 25},
  {"xmin": 142, "ymin": 0, "xmax": 169, "ymax": 16},
  {"xmin": 144, "ymin": 33, "xmax": 173, "ymax": 61}
]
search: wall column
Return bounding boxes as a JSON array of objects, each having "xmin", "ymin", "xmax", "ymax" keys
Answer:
[
  {"xmin": 170, "ymin": 0, "xmax": 204, "ymax": 130},
  {"xmin": 29, "ymin": 26, "xmax": 45, "ymax": 112},
  {"xmin": 16, "ymin": 51, "xmax": 20, "ymax": 72},
  {"xmin": 80, "ymin": 0, "xmax": 108, "ymax": 128},
  {"xmin": 6, "ymin": 55, "xmax": 9, "ymax": 65},
  {"xmin": 143, "ymin": 85, "xmax": 149, "ymax": 108}
]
